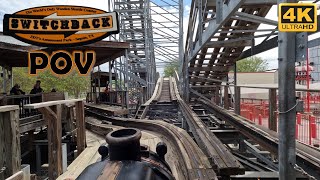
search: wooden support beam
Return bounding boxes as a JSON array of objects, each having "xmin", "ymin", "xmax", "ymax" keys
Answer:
[
  {"xmin": 215, "ymin": 86, "xmax": 221, "ymax": 106},
  {"xmin": 234, "ymin": 86, "xmax": 241, "ymax": 115},
  {"xmin": 6, "ymin": 171, "xmax": 23, "ymax": 180},
  {"xmin": 24, "ymin": 99, "xmax": 84, "ymax": 109},
  {"xmin": 28, "ymin": 130, "xmax": 35, "ymax": 152},
  {"xmin": 205, "ymin": 39, "xmax": 252, "ymax": 47},
  {"xmin": 233, "ymin": 11, "xmax": 278, "ymax": 26},
  {"xmin": 188, "ymin": 0, "xmax": 245, "ymax": 62},
  {"xmin": 75, "ymin": 101, "xmax": 86, "ymax": 154},
  {"xmin": 189, "ymin": 75, "xmax": 228, "ymax": 83},
  {"xmin": 20, "ymin": 119, "xmax": 46, "ymax": 133},
  {"xmin": 38, "ymin": 105, "xmax": 63, "ymax": 180},
  {"xmin": 0, "ymin": 106, "xmax": 20, "ymax": 179},
  {"xmin": 66, "ymin": 106, "xmax": 76, "ymax": 142},
  {"xmin": 189, "ymin": 66, "xmax": 229, "ymax": 72},
  {"xmin": 268, "ymin": 88, "xmax": 277, "ymax": 131},
  {"xmin": 224, "ymin": 86, "xmax": 229, "ymax": 110}
]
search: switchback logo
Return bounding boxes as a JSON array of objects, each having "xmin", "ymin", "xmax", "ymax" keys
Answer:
[
  {"xmin": 3, "ymin": 6, "xmax": 119, "ymax": 77},
  {"xmin": 3, "ymin": 6, "xmax": 119, "ymax": 47}
]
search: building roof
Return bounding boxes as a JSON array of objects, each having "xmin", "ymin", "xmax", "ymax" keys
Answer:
[
  {"xmin": 0, "ymin": 33, "xmax": 130, "ymax": 68},
  {"xmin": 92, "ymin": 71, "xmax": 117, "ymax": 87},
  {"xmin": 92, "ymin": 71, "xmax": 117, "ymax": 79}
]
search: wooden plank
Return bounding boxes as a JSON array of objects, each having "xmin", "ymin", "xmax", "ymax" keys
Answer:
[
  {"xmin": 65, "ymin": 107, "xmax": 76, "ymax": 140},
  {"xmin": 55, "ymin": 104, "xmax": 63, "ymax": 177},
  {"xmin": 20, "ymin": 115, "xmax": 42, "ymax": 125},
  {"xmin": 8, "ymin": 110, "xmax": 21, "ymax": 178},
  {"xmin": 24, "ymin": 99, "xmax": 83, "ymax": 109},
  {"xmin": 5, "ymin": 171, "xmax": 23, "ymax": 180},
  {"xmin": 97, "ymin": 162, "xmax": 121, "ymax": 180},
  {"xmin": 189, "ymin": 66, "xmax": 229, "ymax": 72},
  {"xmin": 39, "ymin": 105, "xmax": 62, "ymax": 180},
  {"xmin": 214, "ymin": 86, "xmax": 220, "ymax": 105},
  {"xmin": 0, "ymin": 112, "xmax": 4, "ymax": 180},
  {"xmin": 199, "ymin": 98, "xmax": 320, "ymax": 172},
  {"xmin": 42, "ymin": 92, "xmax": 65, "ymax": 102},
  {"xmin": 0, "ymin": 109, "xmax": 20, "ymax": 179},
  {"xmin": 20, "ymin": 119, "xmax": 45, "ymax": 133},
  {"xmin": 57, "ymin": 131, "xmax": 106, "ymax": 180},
  {"xmin": 0, "ymin": 105, "xmax": 19, "ymax": 113},
  {"xmin": 84, "ymin": 104, "xmax": 129, "ymax": 116},
  {"xmin": 234, "ymin": 86, "xmax": 241, "ymax": 115},
  {"xmin": 224, "ymin": 86, "xmax": 229, "ymax": 110},
  {"xmin": 268, "ymin": 88, "xmax": 277, "ymax": 131},
  {"xmin": 75, "ymin": 101, "xmax": 86, "ymax": 154},
  {"xmin": 205, "ymin": 40, "xmax": 252, "ymax": 47}
]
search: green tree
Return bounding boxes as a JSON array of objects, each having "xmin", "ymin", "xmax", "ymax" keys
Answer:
[
  {"xmin": 58, "ymin": 71, "xmax": 90, "ymax": 98},
  {"xmin": 12, "ymin": 68, "xmax": 37, "ymax": 93},
  {"xmin": 12, "ymin": 68, "xmax": 90, "ymax": 98},
  {"xmin": 236, "ymin": 56, "xmax": 268, "ymax": 72},
  {"xmin": 164, "ymin": 61, "xmax": 179, "ymax": 77}
]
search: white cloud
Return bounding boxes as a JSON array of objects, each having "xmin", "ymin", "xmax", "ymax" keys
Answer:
[{"xmin": 185, "ymin": 5, "xmax": 190, "ymax": 12}]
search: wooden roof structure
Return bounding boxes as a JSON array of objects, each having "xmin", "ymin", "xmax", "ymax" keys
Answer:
[
  {"xmin": 92, "ymin": 71, "xmax": 117, "ymax": 80},
  {"xmin": 91, "ymin": 71, "xmax": 117, "ymax": 87},
  {"xmin": 0, "ymin": 32, "xmax": 130, "ymax": 67}
]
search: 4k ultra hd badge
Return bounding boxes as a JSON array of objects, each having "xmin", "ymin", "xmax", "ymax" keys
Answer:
[
  {"xmin": 3, "ymin": 6, "xmax": 119, "ymax": 47},
  {"xmin": 279, "ymin": 3, "xmax": 317, "ymax": 32}
]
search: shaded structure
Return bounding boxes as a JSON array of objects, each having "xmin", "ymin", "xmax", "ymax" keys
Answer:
[
  {"xmin": 88, "ymin": 71, "xmax": 128, "ymax": 109},
  {"xmin": 0, "ymin": 33, "xmax": 129, "ymax": 179},
  {"xmin": 0, "ymin": 32, "xmax": 130, "ymax": 68}
]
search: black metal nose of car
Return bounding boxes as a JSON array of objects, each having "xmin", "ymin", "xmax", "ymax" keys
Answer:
[{"xmin": 106, "ymin": 128, "xmax": 142, "ymax": 161}]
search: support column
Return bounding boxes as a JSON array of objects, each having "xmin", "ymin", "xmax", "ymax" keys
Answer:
[
  {"xmin": 269, "ymin": 88, "xmax": 277, "ymax": 131},
  {"xmin": 109, "ymin": 61, "xmax": 113, "ymax": 104},
  {"xmin": 215, "ymin": 86, "xmax": 221, "ymax": 105},
  {"xmin": 239, "ymin": 135, "xmax": 247, "ymax": 153},
  {"xmin": 38, "ymin": 105, "xmax": 63, "ymax": 180},
  {"xmin": 278, "ymin": 0, "xmax": 297, "ymax": 179},
  {"xmin": 97, "ymin": 66, "xmax": 101, "ymax": 104},
  {"xmin": 224, "ymin": 86, "xmax": 229, "ymax": 109},
  {"xmin": 35, "ymin": 145, "xmax": 41, "ymax": 174},
  {"xmin": 234, "ymin": 63, "xmax": 237, "ymax": 85},
  {"xmin": 0, "ymin": 106, "xmax": 20, "ymax": 179},
  {"xmin": 234, "ymin": 86, "xmax": 241, "ymax": 115},
  {"xmin": 75, "ymin": 101, "xmax": 86, "ymax": 154},
  {"xmin": 2, "ymin": 66, "xmax": 7, "ymax": 94}
]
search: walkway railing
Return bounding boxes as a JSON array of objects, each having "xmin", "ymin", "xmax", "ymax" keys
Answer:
[
  {"xmin": 87, "ymin": 91, "xmax": 128, "ymax": 108},
  {"xmin": 1, "ymin": 94, "xmax": 42, "ymax": 118}
]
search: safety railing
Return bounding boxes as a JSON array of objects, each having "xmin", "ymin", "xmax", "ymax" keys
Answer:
[
  {"xmin": 196, "ymin": 84, "xmax": 320, "ymax": 148},
  {"xmin": 1, "ymin": 94, "xmax": 42, "ymax": 118},
  {"xmin": 98, "ymin": 90, "xmax": 127, "ymax": 108}
]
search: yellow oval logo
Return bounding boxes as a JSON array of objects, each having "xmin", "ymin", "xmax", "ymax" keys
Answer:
[{"xmin": 3, "ymin": 6, "xmax": 119, "ymax": 47}]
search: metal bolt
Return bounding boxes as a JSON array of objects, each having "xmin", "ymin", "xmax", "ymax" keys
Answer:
[
  {"xmin": 278, "ymin": 58, "xmax": 283, "ymax": 61},
  {"xmin": 278, "ymin": 39, "xmax": 283, "ymax": 43},
  {"xmin": 0, "ymin": 167, "xmax": 6, "ymax": 173}
]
